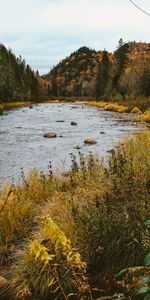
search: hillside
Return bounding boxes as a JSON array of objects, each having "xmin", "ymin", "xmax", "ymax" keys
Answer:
[
  {"xmin": 0, "ymin": 44, "xmax": 40, "ymax": 102},
  {"xmin": 44, "ymin": 41, "xmax": 150, "ymax": 100},
  {"xmin": 43, "ymin": 46, "xmax": 109, "ymax": 97}
]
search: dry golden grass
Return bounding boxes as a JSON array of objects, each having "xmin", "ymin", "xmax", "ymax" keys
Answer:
[
  {"xmin": 2, "ymin": 101, "xmax": 33, "ymax": 109},
  {"xmin": 142, "ymin": 110, "xmax": 150, "ymax": 123},
  {"xmin": 131, "ymin": 106, "xmax": 142, "ymax": 114},
  {"xmin": 104, "ymin": 103, "xmax": 128, "ymax": 113},
  {"xmin": 87, "ymin": 101, "xmax": 129, "ymax": 113}
]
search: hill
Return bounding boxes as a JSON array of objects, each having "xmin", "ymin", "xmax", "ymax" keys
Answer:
[{"xmin": 44, "ymin": 41, "xmax": 150, "ymax": 100}]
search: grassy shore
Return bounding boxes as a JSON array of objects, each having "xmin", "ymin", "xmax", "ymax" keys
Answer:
[
  {"xmin": 86, "ymin": 99, "xmax": 150, "ymax": 124},
  {"xmin": 0, "ymin": 101, "xmax": 34, "ymax": 112},
  {"xmin": 0, "ymin": 131, "xmax": 150, "ymax": 299}
]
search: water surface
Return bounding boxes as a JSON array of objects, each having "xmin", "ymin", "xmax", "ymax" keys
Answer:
[{"xmin": 0, "ymin": 102, "xmax": 143, "ymax": 183}]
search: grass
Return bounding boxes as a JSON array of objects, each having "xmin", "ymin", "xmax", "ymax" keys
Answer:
[
  {"xmin": 0, "ymin": 131, "xmax": 150, "ymax": 299},
  {"xmin": 131, "ymin": 106, "xmax": 142, "ymax": 114},
  {"xmin": 141, "ymin": 110, "xmax": 150, "ymax": 123},
  {"xmin": 87, "ymin": 97, "xmax": 150, "ymax": 117},
  {"xmin": 87, "ymin": 101, "xmax": 129, "ymax": 113},
  {"xmin": 105, "ymin": 103, "xmax": 128, "ymax": 113},
  {"xmin": 2, "ymin": 101, "xmax": 33, "ymax": 109}
]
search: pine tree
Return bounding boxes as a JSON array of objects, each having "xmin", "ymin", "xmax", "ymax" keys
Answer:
[
  {"xmin": 114, "ymin": 39, "xmax": 129, "ymax": 85},
  {"xmin": 95, "ymin": 50, "xmax": 110, "ymax": 98},
  {"xmin": 140, "ymin": 69, "xmax": 150, "ymax": 96}
]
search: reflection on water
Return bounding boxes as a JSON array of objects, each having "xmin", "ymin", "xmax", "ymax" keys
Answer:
[{"xmin": 0, "ymin": 102, "xmax": 143, "ymax": 183}]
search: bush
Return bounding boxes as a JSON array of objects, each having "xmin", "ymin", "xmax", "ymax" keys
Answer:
[{"xmin": 2, "ymin": 218, "xmax": 92, "ymax": 300}]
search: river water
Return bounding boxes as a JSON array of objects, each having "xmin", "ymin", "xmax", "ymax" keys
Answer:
[{"xmin": 0, "ymin": 102, "xmax": 143, "ymax": 183}]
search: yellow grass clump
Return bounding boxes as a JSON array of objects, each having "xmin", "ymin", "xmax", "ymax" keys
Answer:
[
  {"xmin": 87, "ymin": 101, "xmax": 129, "ymax": 113},
  {"xmin": 142, "ymin": 110, "xmax": 150, "ymax": 123},
  {"xmin": 2, "ymin": 101, "xmax": 33, "ymax": 109},
  {"xmin": 87, "ymin": 101, "xmax": 107, "ymax": 108},
  {"xmin": 131, "ymin": 106, "xmax": 142, "ymax": 114},
  {"xmin": 105, "ymin": 103, "xmax": 128, "ymax": 113}
]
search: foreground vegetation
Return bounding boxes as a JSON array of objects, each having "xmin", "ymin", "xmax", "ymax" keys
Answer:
[{"xmin": 0, "ymin": 131, "xmax": 150, "ymax": 299}]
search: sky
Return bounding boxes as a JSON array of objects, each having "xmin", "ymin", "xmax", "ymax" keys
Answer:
[{"xmin": 0, "ymin": 0, "xmax": 149, "ymax": 74}]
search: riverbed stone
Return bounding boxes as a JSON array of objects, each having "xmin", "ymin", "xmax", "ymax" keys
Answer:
[
  {"xmin": 71, "ymin": 121, "xmax": 77, "ymax": 126},
  {"xmin": 84, "ymin": 139, "xmax": 97, "ymax": 145},
  {"xmin": 43, "ymin": 132, "xmax": 57, "ymax": 138}
]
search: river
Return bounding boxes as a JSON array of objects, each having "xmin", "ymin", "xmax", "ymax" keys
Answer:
[{"xmin": 0, "ymin": 102, "xmax": 143, "ymax": 183}]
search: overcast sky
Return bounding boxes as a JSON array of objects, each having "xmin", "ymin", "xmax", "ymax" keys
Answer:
[{"xmin": 0, "ymin": 0, "xmax": 149, "ymax": 74}]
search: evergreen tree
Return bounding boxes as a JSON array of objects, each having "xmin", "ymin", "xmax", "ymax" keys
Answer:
[
  {"xmin": 95, "ymin": 50, "xmax": 110, "ymax": 98},
  {"xmin": 140, "ymin": 69, "xmax": 150, "ymax": 96},
  {"xmin": 51, "ymin": 75, "xmax": 58, "ymax": 96},
  {"xmin": 113, "ymin": 38, "xmax": 129, "ymax": 88}
]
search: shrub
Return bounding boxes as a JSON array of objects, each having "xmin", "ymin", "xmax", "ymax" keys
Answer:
[
  {"xmin": 2, "ymin": 218, "xmax": 92, "ymax": 300},
  {"xmin": 72, "ymin": 132, "xmax": 150, "ymax": 272}
]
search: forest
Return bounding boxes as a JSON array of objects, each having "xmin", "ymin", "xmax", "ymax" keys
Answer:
[
  {"xmin": 0, "ymin": 44, "xmax": 39, "ymax": 102},
  {"xmin": 45, "ymin": 40, "xmax": 150, "ymax": 102}
]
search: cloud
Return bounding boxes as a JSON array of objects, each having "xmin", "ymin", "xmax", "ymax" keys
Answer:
[{"xmin": 0, "ymin": 0, "xmax": 149, "ymax": 74}]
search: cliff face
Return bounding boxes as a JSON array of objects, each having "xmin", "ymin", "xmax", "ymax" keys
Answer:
[{"xmin": 44, "ymin": 42, "xmax": 150, "ymax": 99}]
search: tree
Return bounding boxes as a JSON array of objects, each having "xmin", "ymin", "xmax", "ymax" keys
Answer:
[
  {"xmin": 140, "ymin": 69, "xmax": 150, "ymax": 97},
  {"xmin": 113, "ymin": 39, "xmax": 129, "ymax": 88},
  {"xmin": 51, "ymin": 75, "xmax": 58, "ymax": 96},
  {"xmin": 95, "ymin": 50, "xmax": 110, "ymax": 98}
]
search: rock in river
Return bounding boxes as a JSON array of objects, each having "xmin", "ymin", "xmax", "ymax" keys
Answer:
[
  {"xmin": 84, "ymin": 139, "xmax": 97, "ymax": 145},
  {"xmin": 43, "ymin": 132, "xmax": 57, "ymax": 138},
  {"xmin": 71, "ymin": 121, "xmax": 77, "ymax": 126}
]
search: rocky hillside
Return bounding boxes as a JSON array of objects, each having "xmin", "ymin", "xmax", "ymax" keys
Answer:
[
  {"xmin": 44, "ymin": 41, "xmax": 150, "ymax": 99},
  {"xmin": 0, "ymin": 44, "xmax": 40, "ymax": 102}
]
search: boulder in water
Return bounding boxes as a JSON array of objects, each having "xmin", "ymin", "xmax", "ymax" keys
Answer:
[
  {"xmin": 43, "ymin": 132, "xmax": 57, "ymax": 138},
  {"xmin": 84, "ymin": 139, "xmax": 97, "ymax": 145},
  {"xmin": 71, "ymin": 121, "xmax": 77, "ymax": 126}
]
